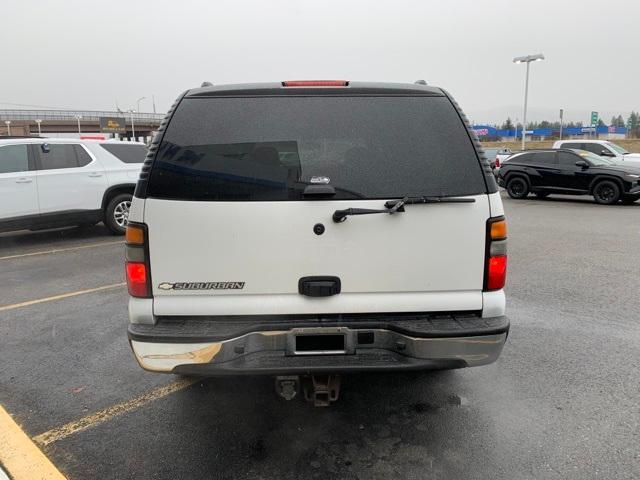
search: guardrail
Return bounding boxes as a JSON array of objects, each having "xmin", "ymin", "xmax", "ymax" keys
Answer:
[{"xmin": 0, "ymin": 109, "xmax": 165, "ymax": 122}]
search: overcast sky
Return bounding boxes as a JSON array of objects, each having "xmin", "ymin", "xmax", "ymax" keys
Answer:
[{"xmin": 2, "ymin": 0, "xmax": 638, "ymax": 124}]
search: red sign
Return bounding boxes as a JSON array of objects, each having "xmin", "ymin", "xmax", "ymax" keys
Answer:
[{"xmin": 80, "ymin": 135, "xmax": 106, "ymax": 140}]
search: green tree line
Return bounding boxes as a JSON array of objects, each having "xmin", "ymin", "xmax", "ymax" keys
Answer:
[{"xmin": 496, "ymin": 112, "xmax": 640, "ymax": 136}]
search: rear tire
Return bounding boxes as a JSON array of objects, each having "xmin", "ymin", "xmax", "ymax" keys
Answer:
[
  {"xmin": 592, "ymin": 180, "xmax": 620, "ymax": 205},
  {"xmin": 104, "ymin": 193, "xmax": 132, "ymax": 235},
  {"xmin": 506, "ymin": 177, "xmax": 529, "ymax": 199}
]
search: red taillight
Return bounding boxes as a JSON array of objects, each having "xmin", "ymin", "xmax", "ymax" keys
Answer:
[
  {"xmin": 486, "ymin": 255, "xmax": 507, "ymax": 290},
  {"xmin": 125, "ymin": 223, "xmax": 151, "ymax": 298},
  {"xmin": 485, "ymin": 217, "xmax": 507, "ymax": 291},
  {"xmin": 126, "ymin": 262, "xmax": 149, "ymax": 297},
  {"xmin": 495, "ymin": 157, "xmax": 500, "ymax": 167},
  {"xmin": 282, "ymin": 80, "xmax": 348, "ymax": 87}
]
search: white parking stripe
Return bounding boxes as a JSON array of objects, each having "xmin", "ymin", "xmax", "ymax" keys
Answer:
[
  {"xmin": 0, "ymin": 240, "xmax": 124, "ymax": 261},
  {"xmin": 33, "ymin": 378, "xmax": 199, "ymax": 446},
  {"xmin": 0, "ymin": 283, "xmax": 126, "ymax": 313}
]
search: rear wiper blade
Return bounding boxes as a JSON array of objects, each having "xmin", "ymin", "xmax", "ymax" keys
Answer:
[
  {"xmin": 384, "ymin": 195, "xmax": 476, "ymax": 209},
  {"xmin": 333, "ymin": 195, "xmax": 475, "ymax": 223}
]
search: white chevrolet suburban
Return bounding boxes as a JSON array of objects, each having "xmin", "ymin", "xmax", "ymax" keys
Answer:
[
  {"xmin": 125, "ymin": 81, "xmax": 509, "ymax": 404},
  {"xmin": 0, "ymin": 138, "xmax": 146, "ymax": 234}
]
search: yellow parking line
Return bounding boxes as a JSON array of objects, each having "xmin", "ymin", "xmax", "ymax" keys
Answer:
[
  {"xmin": 0, "ymin": 405, "xmax": 67, "ymax": 480},
  {"xmin": 0, "ymin": 240, "xmax": 124, "ymax": 261},
  {"xmin": 0, "ymin": 283, "xmax": 126, "ymax": 313},
  {"xmin": 34, "ymin": 378, "xmax": 199, "ymax": 446}
]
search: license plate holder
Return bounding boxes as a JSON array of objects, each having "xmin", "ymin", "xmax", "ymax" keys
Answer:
[{"xmin": 287, "ymin": 327, "xmax": 354, "ymax": 355}]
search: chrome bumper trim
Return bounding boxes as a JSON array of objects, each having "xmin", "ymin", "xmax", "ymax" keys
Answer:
[{"xmin": 130, "ymin": 326, "xmax": 507, "ymax": 373}]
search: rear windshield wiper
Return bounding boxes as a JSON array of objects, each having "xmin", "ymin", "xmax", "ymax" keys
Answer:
[
  {"xmin": 383, "ymin": 195, "xmax": 476, "ymax": 209},
  {"xmin": 333, "ymin": 195, "xmax": 475, "ymax": 223}
]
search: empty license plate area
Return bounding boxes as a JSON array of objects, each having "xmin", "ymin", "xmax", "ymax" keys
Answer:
[
  {"xmin": 296, "ymin": 334, "xmax": 345, "ymax": 354},
  {"xmin": 288, "ymin": 328, "xmax": 354, "ymax": 355}
]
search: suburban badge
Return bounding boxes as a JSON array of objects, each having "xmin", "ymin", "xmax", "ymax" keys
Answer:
[{"xmin": 157, "ymin": 282, "xmax": 245, "ymax": 290}]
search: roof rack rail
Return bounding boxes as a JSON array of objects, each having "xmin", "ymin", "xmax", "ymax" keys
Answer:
[
  {"xmin": 414, "ymin": 79, "xmax": 428, "ymax": 85},
  {"xmin": 200, "ymin": 81, "xmax": 214, "ymax": 87}
]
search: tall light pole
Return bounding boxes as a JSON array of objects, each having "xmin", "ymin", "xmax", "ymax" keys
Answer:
[
  {"xmin": 513, "ymin": 53, "xmax": 545, "ymax": 150},
  {"xmin": 74, "ymin": 115, "xmax": 82, "ymax": 135},
  {"xmin": 128, "ymin": 109, "xmax": 136, "ymax": 140},
  {"xmin": 152, "ymin": 94, "xmax": 157, "ymax": 114},
  {"xmin": 4, "ymin": 121, "xmax": 11, "ymax": 136},
  {"xmin": 35, "ymin": 119, "xmax": 42, "ymax": 136},
  {"xmin": 136, "ymin": 96, "xmax": 147, "ymax": 113}
]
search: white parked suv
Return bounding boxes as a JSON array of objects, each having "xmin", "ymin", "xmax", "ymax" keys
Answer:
[
  {"xmin": 552, "ymin": 140, "xmax": 640, "ymax": 167},
  {"xmin": 0, "ymin": 138, "xmax": 146, "ymax": 234},
  {"xmin": 125, "ymin": 81, "xmax": 509, "ymax": 404}
]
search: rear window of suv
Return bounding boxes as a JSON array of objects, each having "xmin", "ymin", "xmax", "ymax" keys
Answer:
[
  {"xmin": 147, "ymin": 96, "xmax": 487, "ymax": 201},
  {"xmin": 100, "ymin": 143, "xmax": 147, "ymax": 163}
]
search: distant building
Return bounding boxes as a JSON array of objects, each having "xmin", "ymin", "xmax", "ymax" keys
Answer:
[{"xmin": 472, "ymin": 125, "xmax": 627, "ymax": 142}]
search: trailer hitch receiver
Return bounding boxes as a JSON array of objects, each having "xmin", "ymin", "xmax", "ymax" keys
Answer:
[{"xmin": 302, "ymin": 375, "xmax": 341, "ymax": 407}]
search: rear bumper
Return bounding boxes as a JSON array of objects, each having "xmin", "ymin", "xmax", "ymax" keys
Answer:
[{"xmin": 128, "ymin": 314, "xmax": 509, "ymax": 375}]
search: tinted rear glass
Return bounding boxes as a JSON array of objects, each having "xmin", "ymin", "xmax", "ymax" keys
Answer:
[
  {"xmin": 74, "ymin": 145, "xmax": 93, "ymax": 167},
  {"xmin": 101, "ymin": 143, "xmax": 147, "ymax": 163},
  {"xmin": 557, "ymin": 151, "xmax": 579, "ymax": 166},
  {"xmin": 0, "ymin": 145, "xmax": 29, "ymax": 173},
  {"xmin": 147, "ymin": 96, "xmax": 486, "ymax": 201},
  {"xmin": 40, "ymin": 144, "xmax": 79, "ymax": 170},
  {"xmin": 531, "ymin": 152, "xmax": 556, "ymax": 165}
]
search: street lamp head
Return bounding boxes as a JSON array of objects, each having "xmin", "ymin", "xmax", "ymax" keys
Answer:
[
  {"xmin": 35, "ymin": 119, "xmax": 42, "ymax": 123},
  {"xmin": 513, "ymin": 53, "xmax": 545, "ymax": 64}
]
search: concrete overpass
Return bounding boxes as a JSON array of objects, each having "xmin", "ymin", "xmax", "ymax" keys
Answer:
[{"xmin": 0, "ymin": 109, "xmax": 165, "ymax": 140}]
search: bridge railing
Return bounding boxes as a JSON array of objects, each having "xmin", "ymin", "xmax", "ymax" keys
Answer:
[{"xmin": 0, "ymin": 109, "xmax": 165, "ymax": 122}]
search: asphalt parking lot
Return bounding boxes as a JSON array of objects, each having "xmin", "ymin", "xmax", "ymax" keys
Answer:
[{"xmin": 1, "ymin": 193, "xmax": 639, "ymax": 480}]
